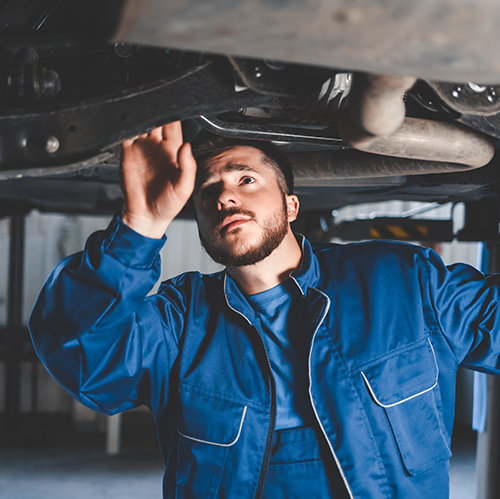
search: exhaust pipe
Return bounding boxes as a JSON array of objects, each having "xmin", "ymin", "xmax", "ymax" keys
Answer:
[
  {"xmin": 338, "ymin": 73, "xmax": 417, "ymax": 143},
  {"xmin": 338, "ymin": 72, "xmax": 495, "ymax": 170},
  {"xmin": 342, "ymin": 117, "xmax": 494, "ymax": 169},
  {"xmin": 288, "ymin": 148, "xmax": 489, "ymax": 186}
]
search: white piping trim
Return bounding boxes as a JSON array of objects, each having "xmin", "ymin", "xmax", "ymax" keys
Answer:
[
  {"xmin": 290, "ymin": 276, "xmax": 305, "ymax": 296},
  {"xmin": 177, "ymin": 406, "xmax": 248, "ymax": 447},
  {"xmin": 308, "ymin": 289, "xmax": 355, "ymax": 499},
  {"xmin": 361, "ymin": 338, "xmax": 439, "ymax": 409},
  {"xmin": 289, "ymin": 235, "xmax": 306, "ymax": 296}
]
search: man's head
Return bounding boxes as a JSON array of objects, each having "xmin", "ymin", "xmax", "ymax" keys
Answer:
[
  {"xmin": 190, "ymin": 133, "xmax": 299, "ymax": 267},
  {"xmin": 192, "ymin": 133, "xmax": 294, "ymax": 196}
]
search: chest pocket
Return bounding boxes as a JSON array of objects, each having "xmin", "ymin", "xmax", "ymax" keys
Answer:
[
  {"xmin": 360, "ymin": 338, "xmax": 451, "ymax": 476},
  {"xmin": 176, "ymin": 386, "xmax": 248, "ymax": 498}
]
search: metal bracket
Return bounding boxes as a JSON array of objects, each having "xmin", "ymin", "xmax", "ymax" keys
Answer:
[{"xmin": 195, "ymin": 115, "xmax": 344, "ymax": 146}]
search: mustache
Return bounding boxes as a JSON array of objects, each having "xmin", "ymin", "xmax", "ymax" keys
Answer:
[{"xmin": 215, "ymin": 208, "xmax": 256, "ymax": 232}]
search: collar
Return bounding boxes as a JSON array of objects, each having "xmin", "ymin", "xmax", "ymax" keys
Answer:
[
  {"xmin": 223, "ymin": 234, "xmax": 320, "ymax": 324},
  {"xmin": 289, "ymin": 234, "xmax": 321, "ymax": 294}
]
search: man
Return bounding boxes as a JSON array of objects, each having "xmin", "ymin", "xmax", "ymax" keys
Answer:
[{"xmin": 30, "ymin": 122, "xmax": 500, "ymax": 498}]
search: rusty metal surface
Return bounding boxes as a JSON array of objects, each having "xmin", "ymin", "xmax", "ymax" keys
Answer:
[
  {"xmin": 289, "ymin": 148, "xmax": 483, "ymax": 181},
  {"xmin": 114, "ymin": 0, "xmax": 500, "ymax": 84},
  {"xmin": 345, "ymin": 117, "xmax": 495, "ymax": 168},
  {"xmin": 338, "ymin": 73, "xmax": 416, "ymax": 145}
]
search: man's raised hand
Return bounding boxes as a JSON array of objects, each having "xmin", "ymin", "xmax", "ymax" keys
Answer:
[{"xmin": 121, "ymin": 121, "xmax": 197, "ymax": 239}]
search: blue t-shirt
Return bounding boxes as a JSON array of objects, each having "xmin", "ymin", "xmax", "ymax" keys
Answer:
[{"xmin": 246, "ymin": 279, "xmax": 315, "ymax": 430}]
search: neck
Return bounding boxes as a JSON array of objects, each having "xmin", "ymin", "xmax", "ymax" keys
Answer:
[{"xmin": 227, "ymin": 229, "xmax": 302, "ymax": 295}]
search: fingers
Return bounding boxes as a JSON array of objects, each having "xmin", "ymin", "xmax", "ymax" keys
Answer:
[
  {"xmin": 122, "ymin": 133, "xmax": 145, "ymax": 147},
  {"xmin": 122, "ymin": 121, "xmax": 185, "ymax": 156},
  {"xmin": 149, "ymin": 126, "xmax": 163, "ymax": 141},
  {"xmin": 162, "ymin": 121, "xmax": 183, "ymax": 144},
  {"xmin": 122, "ymin": 137, "xmax": 135, "ymax": 147},
  {"xmin": 177, "ymin": 143, "xmax": 197, "ymax": 191},
  {"xmin": 178, "ymin": 142, "xmax": 197, "ymax": 172},
  {"xmin": 159, "ymin": 121, "xmax": 186, "ymax": 164}
]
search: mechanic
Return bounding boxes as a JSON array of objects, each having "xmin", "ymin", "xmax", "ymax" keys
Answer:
[{"xmin": 30, "ymin": 121, "xmax": 500, "ymax": 499}]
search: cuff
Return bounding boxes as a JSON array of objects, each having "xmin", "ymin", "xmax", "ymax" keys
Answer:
[{"xmin": 102, "ymin": 212, "xmax": 167, "ymax": 268}]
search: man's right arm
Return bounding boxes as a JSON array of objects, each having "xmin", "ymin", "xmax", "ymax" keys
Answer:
[
  {"xmin": 29, "ymin": 214, "xmax": 183, "ymax": 414},
  {"xmin": 29, "ymin": 121, "xmax": 197, "ymax": 414}
]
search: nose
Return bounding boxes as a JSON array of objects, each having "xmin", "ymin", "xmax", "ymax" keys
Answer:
[{"xmin": 217, "ymin": 184, "xmax": 239, "ymax": 210}]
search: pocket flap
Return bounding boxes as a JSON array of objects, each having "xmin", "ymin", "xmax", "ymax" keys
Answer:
[
  {"xmin": 361, "ymin": 338, "xmax": 438, "ymax": 408},
  {"xmin": 177, "ymin": 388, "xmax": 247, "ymax": 447},
  {"xmin": 359, "ymin": 339, "xmax": 450, "ymax": 476}
]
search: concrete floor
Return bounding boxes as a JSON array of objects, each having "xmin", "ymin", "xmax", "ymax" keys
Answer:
[
  {"xmin": 0, "ymin": 414, "xmax": 477, "ymax": 499},
  {"xmin": 0, "ymin": 447, "xmax": 164, "ymax": 499},
  {"xmin": 0, "ymin": 412, "xmax": 164, "ymax": 499}
]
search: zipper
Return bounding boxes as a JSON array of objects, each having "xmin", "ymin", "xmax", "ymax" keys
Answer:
[
  {"xmin": 252, "ymin": 324, "xmax": 276, "ymax": 499},
  {"xmin": 223, "ymin": 278, "xmax": 276, "ymax": 499},
  {"xmin": 308, "ymin": 289, "xmax": 355, "ymax": 499}
]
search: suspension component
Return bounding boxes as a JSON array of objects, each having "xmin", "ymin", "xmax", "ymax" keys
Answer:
[{"xmin": 7, "ymin": 47, "xmax": 61, "ymax": 100}]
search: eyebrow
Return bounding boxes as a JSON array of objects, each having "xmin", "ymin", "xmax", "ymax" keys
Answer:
[{"xmin": 196, "ymin": 164, "xmax": 259, "ymax": 191}]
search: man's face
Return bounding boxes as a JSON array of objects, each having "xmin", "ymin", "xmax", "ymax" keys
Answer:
[{"xmin": 193, "ymin": 146, "xmax": 298, "ymax": 267}]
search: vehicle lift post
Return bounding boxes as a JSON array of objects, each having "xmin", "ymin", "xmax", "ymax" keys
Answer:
[
  {"xmin": 4, "ymin": 212, "xmax": 26, "ymax": 432},
  {"xmin": 459, "ymin": 199, "xmax": 500, "ymax": 499},
  {"xmin": 476, "ymin": 243, "xmax": 500, "ymax": 499}
]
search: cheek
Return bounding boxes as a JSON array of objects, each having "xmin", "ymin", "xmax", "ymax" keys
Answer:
[{"xmin": 194, "ymin": 209, "xmax": 210, "ymax": 232}]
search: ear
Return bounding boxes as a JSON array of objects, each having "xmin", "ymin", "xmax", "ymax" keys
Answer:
[{"xmin": 286, "ymin": 194, "xmax": 300, "ymax": 222}]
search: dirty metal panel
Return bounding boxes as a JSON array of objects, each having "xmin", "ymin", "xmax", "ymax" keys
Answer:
[
  {"xmin": 0, "ymin": 60, "xmax": 274, "ymax": 174},
  {"xmin": 114, "ymin": 0, "xmax": 500, "ymax": 84}
]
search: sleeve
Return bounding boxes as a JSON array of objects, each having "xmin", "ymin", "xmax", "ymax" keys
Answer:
[
  {"xmin": 424, "ymin": 247, "xmax": 500, "ymax": 374},
  {"xmin": 28, "ymin": 214, "xmax": 183, "ymax": 415}
]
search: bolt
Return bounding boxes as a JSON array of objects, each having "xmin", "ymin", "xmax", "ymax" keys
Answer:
[
  {"xmin": 487, "ymin": 88, "xmax": 498, "ymax": 103},
  {"xmin": 254, "ymin": 67, "xmax": 262, "ymax": 78},
  {"xmin": 45, "ymin": 136, "xmax": 59, "ymax": 153},
  {"xmin": 113, "ymin": 42, "xmax": 132, "ymax": 58},
  {"xmin": 452, "ymin": 86, "xmax": 462, "ymax": 98}
]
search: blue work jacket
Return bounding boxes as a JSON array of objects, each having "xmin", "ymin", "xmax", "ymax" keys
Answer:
[{"xmin": 29, "ymin": 216, "xmax": 500, "ymax": 498}]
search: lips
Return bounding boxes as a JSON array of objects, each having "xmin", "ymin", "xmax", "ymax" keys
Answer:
[{"xmin": 220, "ymin": 214, "xmax": 251, "ymax": 232}]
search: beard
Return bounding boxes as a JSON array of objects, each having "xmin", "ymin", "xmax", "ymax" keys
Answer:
[{"xmin": 198, "ymin": 195, "xmax": 289, "ymax": 267}]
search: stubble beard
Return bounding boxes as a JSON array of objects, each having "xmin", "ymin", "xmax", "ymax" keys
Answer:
[{"xmin": 198, "ymin": 194, "xmax": 289, "ymax": 267}]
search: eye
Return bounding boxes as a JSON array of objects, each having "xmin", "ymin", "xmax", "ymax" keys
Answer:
[{"xmin": 240, "ymin": 176, "xmax": 255, "ymax": 185}]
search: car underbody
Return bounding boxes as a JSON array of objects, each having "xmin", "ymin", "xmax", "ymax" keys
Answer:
[{"xmin": 1, "ymin": 0, "xmax": 500, "ymax": 242}]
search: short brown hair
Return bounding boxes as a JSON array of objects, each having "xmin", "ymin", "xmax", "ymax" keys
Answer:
[{"xmin": 191, "ymin": 132, "xmax": 294, "ymax": 195}]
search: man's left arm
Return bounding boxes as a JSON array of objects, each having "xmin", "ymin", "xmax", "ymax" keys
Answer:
[{"xmin": 424, "ymin": 247, "xmax": 500, "ymax": 373}]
